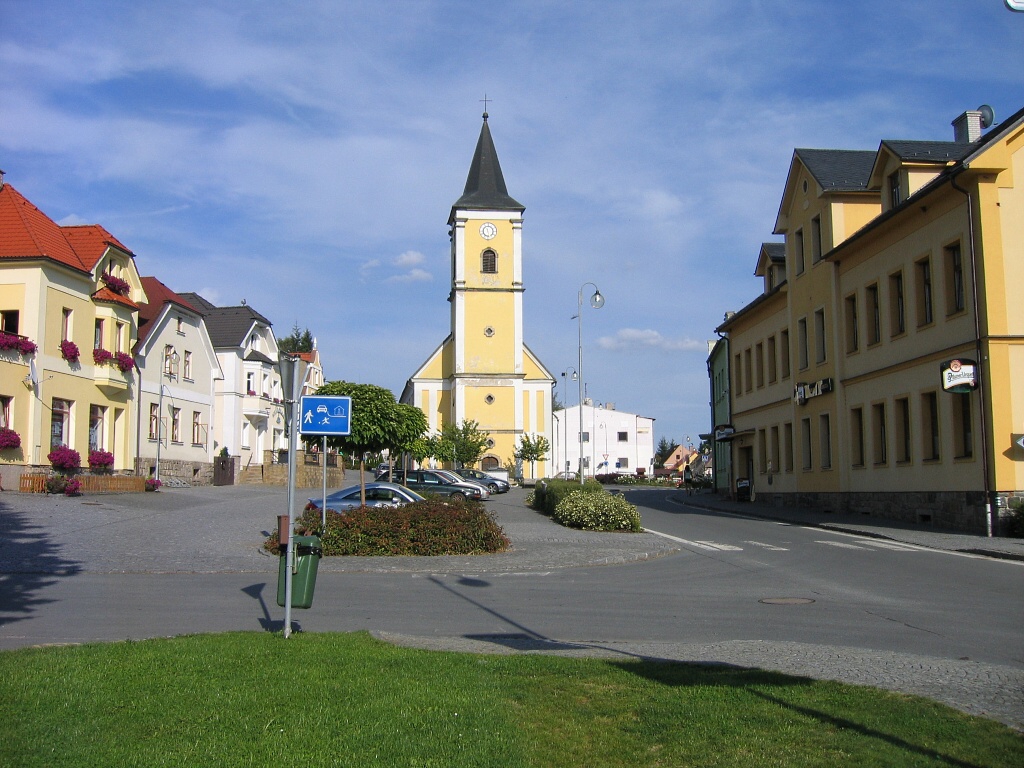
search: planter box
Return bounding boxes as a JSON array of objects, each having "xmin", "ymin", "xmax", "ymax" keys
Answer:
[{"xmin": 19, "ymin": 474, "xmax": 146, "ymax": 494}]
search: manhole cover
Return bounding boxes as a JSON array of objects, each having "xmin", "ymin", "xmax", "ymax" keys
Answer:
[{"xmin": 759, "ymin": 597, "xmax": 815, "ymax": 605}]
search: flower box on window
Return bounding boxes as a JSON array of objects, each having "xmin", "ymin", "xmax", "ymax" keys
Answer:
[
  {"xmin": 60, "ymin": 339, "xmax": 80, "ymax": 362},
  {"xmin": 0, "ymin": 332, "xmax": 37, "ymax": 355},
  {"xmin": 93, "ymin": 348, "xmax": 114, "ymax": 365},
  {"xmin": 114, "ymin": 352, "xmax": 134, "ymax": 372},
  {"xmin": 0, "ymin": 427, "xmax": 21, "ymax": 450},
  {"xmin": 101, "ymin": 272, "xmax": 131, "ymax": 296}
]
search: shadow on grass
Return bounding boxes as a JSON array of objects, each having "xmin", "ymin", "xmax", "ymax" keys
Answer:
[
  {"xmin": 618, "ymin": 660, "xmax": 987, "ymax": 768},
  {"xmin": 0, "ymin": 501, "xmax": 82, "ymax": 631}
]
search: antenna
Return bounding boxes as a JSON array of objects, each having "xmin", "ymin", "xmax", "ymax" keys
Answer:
[{"xmin": 977, "ymin": 105, "xmax": 995, "ymax": 130}]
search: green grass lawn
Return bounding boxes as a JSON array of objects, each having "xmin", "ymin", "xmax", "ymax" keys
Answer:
[{"xmin": 1, "ymin": 631, "xmax": 1020, "ymax": 767}]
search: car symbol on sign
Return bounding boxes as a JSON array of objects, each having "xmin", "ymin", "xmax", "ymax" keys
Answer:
[{"xmin": 316, "ymin": 405, "xmax": 328, "ymax": 414}]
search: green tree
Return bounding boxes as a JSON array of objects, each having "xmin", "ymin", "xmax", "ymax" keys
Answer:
[
  {"xmin": 655, "ymin": 437, "xmax": 679, "ymax": 466},
  {"xmin": 435, "ymin": 419, "xmax": 491, "ymax": 468},
  {"xmin": 514, "ymin": 433, "xmax": 550, "ymax": 479},
  {"xmin": 315, "ymin": 381, "xmax": 424, "ymax": 501},
  {"xmin": 279, "ymin": 323, "xmax": 315, "ymax": 354}
]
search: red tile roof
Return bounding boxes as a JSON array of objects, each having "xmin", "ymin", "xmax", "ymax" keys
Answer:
[
  {"xmin": 0, "ymin": 183, "xmax": 86, "ymax": 271},
  {"xmin": 91, "ymin": 286, "xmax": 138, "ymax": 310},
  {"xmin": 62, "ymin": 224, "xmax": 134, "ymax": 269},
  {"xmin": 136, "ymin": 276, "xmax": 199, "ymax": 345}
]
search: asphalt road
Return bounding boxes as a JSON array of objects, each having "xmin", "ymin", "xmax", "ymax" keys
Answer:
[{"xmin": 1, "ymin": 482, "xmax": 1022, "ymax": 728}]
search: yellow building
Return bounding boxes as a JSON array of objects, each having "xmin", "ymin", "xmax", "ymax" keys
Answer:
[
  {"xmin": 718, "ymin": 105, "xmax": 1024, "ymax": 533},
  {"xmin": 402, "ymin": 113, "xmax": 555, "ymax": 477},
  {"xmin": 0, "ymin": 175, "xmax": 142, "ymax": 484}
]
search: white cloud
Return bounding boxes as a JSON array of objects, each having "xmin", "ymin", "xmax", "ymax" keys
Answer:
[
  {"xmin": 597, "ymin": 329, "xmax": 705, "ymax": 353},
  {"xmin": 385, "ymin": 268, "xmax": 432, "ymax": 284},
  {"xmin": 394, "ymin": 250, "xmax": 426, "ymax": 268}
]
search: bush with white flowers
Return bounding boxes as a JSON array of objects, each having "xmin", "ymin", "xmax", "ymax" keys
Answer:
[{"xmin": 552, "ymin": 490, "xmax": 642, "ymax": 532}]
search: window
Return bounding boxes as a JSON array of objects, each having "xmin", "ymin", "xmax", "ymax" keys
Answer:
[
  {"xmin": 888, "ymin": 170, "xmax": 901, "ymax": 208},
  {"xmin": 954, "ymin": 394, "xmax": 973, "ymax": 459},
  {"xmin": 895, "ymin": 397, "xmax": 911, "ymax": 463},
  {"xmin": 617, "ymin": 431, "xmax": 628, "ymax": 442},
  {"xmin": 89, "ymin": 405, "xmax": 106, "ymax": 452},
  {"xmin": 946, "ymin": 243, "xmax": 965, "ymax": 314},
  {"xmin": 867, "ymin": 284, "xmax": 881, "ymax": 345},
  {"xmin": 811, "ymin": 216, "xmax": 822, "ymax": 263},
  {"xmin": 922, "ymin": 392, "xmax": 940, "ymax": 461},
  {"xmin": 94, "ymin": 319, "xmax": 104, "ymax": 350},
  {"xmin": 744, "ymin": 348, "xmax": 752, "ymax": 392},
  {"xmin": 170, "ymin": 408, "xmax": 181, "ymax": 443},
  {"xmin": 851, "ymin": 407, "xmax": 865, "ymax": 467},
  {"xmin": 755, "ymin": 343, "xmax": 764, "ymax": 388},
  {"xmin": 149, "ymin": 403, "xmax": 160, "ymax": 440},
  {"xmin": 797, "ymin": 318, "xmax": 808, "ymax": 370},
  {"xmin": 916, "ymin": 257, "xmax": 934, "ymax": 327},
  {"xmin": 734, "ymin": 353, "xmax": 743, "ymax": 394},
  {"xmin": 50, "ymin": 398, "xmax": 72, "ymax": 448},
  {"xmin": 481, "ymin": 249, "xmax": 497, "ymax": 274},
  {"xmin": 617, "ymin": 457, "xmax": 629, "ymax": 470},
  {"xmin": 758, "ymin": 429, "xmax": 768, "ymax": 473},
  {"xmin": 767, "ymin": 335, "xmax": 777, "ymax": 383},
  {"xmin": 176, "ymin": 316, "xmax": 184, "ymax": 334},
  {"xmin": 580, "ymin": 431, "xmax": 590, "ymax": 443},
  {"xmin": 890, "ymin": 271, "xmax": 905, "ymax": 336},
  {"xmin": 783, "ymin": 422, "xmax": 794, "ymax": 472},
  {"xmin": 0, "ymin": 310, "xmax": 19, "ymax": 335},
  {"xmin": 800, "ymin": 418, "xmax": 812, "ymax": 470},
  {"xmin": 62, "ymin": 308, "xmax": 72, "ymax": 341},
  {"xmin": 819, "ymin": 413, "xmax": 831, "ymax": 469},
  {"xmin": 814, "ymin": 309, "xmax": 826, "ymax": 364},
  {"xmin": 115, "ymin": 322, "xmax": 126, "ymax": 353},
  {"xmin": 183, "ymin": 351, "xmax": 193, "ymax": 380},
  {"xmin": 845, "ymin": 294, "xmax": 859, "ymax": 353},
  {"xmin": 793, "ymin": 229, "xmax": 805, "ymax": 275},
  {"xmin": 163, "ymin": 345, "xmax": 176, "ymax": 377},
  {"xmin": 246, "ymin": 372, "xmax": 256, "ymax": 395},
  {"xmin": 872, "ymin": 402, "xmax": 887, "ymax": 465},
  {"xmin": 770, "ymin": 426, "xmax": 780, "ymax": 473},
  {"xmin": 780, "ymin": 330, "xmax": 791, "ymax": 379},
  {"xmin": 0, "ymin": 395, "xmax": 11, "ymax": 428}
]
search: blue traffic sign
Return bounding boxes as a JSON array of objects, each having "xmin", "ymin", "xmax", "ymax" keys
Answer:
[{"xmin": 299, "ymin": 395, "xmax": 352, "ymax": 436}]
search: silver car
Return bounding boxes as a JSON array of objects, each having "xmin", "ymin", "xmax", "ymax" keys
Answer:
[{"xmin": 309, "ymin": 481, "xmax": 425, "ymax": 511}]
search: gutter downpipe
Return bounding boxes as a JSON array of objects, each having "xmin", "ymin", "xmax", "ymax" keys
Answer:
[{"xmin": 950, "ymin": 169, "xmax": 994, "ymax": 537}]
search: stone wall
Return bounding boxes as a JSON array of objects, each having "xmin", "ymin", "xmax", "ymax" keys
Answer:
[{"xmin": 135, "ymin": 458, "xmax": 215, "ymax": 486}]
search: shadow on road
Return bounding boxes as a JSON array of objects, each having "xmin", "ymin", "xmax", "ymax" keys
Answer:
[{"xmin": 0, "ymin": 501, "xmax": 82, "ymax": 630}]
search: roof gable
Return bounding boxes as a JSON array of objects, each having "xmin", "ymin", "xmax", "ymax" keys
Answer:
[
  {"xmin": 61, "ymin": 224, "xmax": 134, "ymax": 270},
  {"xmin": 0, "ymin": 183, "xmax": 86, "ymax": 270}
]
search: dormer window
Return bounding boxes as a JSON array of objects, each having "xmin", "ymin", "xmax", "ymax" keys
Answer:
[
  {"xmin": 888, "ymin": 171, "xmax": 902, "ymax": 208},
  {"xmin": 481, "ymin": 249, "xmax": 497, "ymax": 274}
]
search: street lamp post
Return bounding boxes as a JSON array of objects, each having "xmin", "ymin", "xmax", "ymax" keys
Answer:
[
  {"xmin": 561, "ymin": 367, "xmax": 578, "ymax": 476},
  {"xmin": 576, "ymin": 282, "xmax": 604, "ymax": 485}
]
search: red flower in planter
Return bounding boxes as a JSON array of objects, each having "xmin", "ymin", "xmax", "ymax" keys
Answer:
[
  {"xmin": 47, "ymin": 444, "xmax": 81, "ymax": 472},
  {"xmin": 0, "ymin": 332, "xmax": 38, "ymax": 355},
  {"xmin": 88, "ymin": 449, "xmax": 115, "ymax": 469},
  {"xmin": 101, "ymin": 272, "xmax": 131, "ymax": 296},
  {"xmin": 60, "ymin": 339, "xmax": 80, "ymax": 362},
  {"xmin": 0, "ymin": 427, "xmax": 21, "ymax": 450},
  {"xmin": 114, "ymin": 352, "xmax": 134, "ymax": 372},
  {"xmin": 93, "ymin": 348, "xmax": 113, "ymax": 365}
]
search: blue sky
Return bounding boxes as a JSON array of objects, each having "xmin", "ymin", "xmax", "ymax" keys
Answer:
[{"xmin": 2, "ymin": 1, "xmax": 1022, "ymax": 448}]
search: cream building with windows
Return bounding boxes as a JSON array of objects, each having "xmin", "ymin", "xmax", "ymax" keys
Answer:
[
  {"xmin": 402, "ymin": 113, "xmax": 555, "ymax": 477},
  {"xmin": 0, "ymin": 174, "xmax": 143, "ymax": 485},
  {"xmin": 717, "ymin": 105, "xmax": 1024, "ymax": 533}
]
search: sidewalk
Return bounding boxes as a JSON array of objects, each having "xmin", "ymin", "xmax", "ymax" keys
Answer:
[{"xmin": 672, "ymin": 489, "xmax": 1024, "ymax": 562}]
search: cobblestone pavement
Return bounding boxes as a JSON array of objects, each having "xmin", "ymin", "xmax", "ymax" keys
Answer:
[{"xmin": 1, "ymin": 481, "xmax": 1021, "ymax": 729}]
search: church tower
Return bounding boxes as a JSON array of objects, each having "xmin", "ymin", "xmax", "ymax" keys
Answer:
[{"xmin": 402, "ymin": 112, "xmax": 554, "ymax": 476}]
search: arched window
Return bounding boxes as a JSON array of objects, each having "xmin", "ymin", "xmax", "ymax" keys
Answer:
[
  {"xmin": 481, "ymin": 249, "xmax": 497, "ymax": 274},
  {"xmin": 481, "ymin": 455, "xmax": 500, "ymax": 471}
]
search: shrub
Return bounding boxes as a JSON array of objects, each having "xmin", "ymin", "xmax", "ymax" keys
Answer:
[
  {"xmin": 552, "ymin": 489, "xmax": 642, "ymax": 532},
  {"xmin": 0, "ymin": 427, "xmax": 21, "ymax": 450},
  {"xmin": 88, "ymin": 449, "xmax": 115, "ymax": 470},
  {"xmin": 265, "ymin": 498, "xmax": 509, "ymax": 557},
  {"xmin": 63, "ymin": 477, "xmax": 82, "ymax": 496},
  {"xmin": 532, "ymin": 477, "xmax": 604, "ymax": 516},
  {"xmin": 44, "ymin": 475, "xmax": 81, "ymax": 495},
  {"xmin": 60, "ymin": 339, "xmax": 80, "ymax": 362},
  {"xmin": 47, "ymin": 445, "xmax": 81, "ymax": 472},
  {"xmin": 144, "ymin": 477, "xmax": 163, "ymax": 492}
]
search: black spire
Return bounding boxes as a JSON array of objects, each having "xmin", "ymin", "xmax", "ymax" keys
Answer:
[{"xmin": 452, "ymin": 113, "xmax": 524, "ymax": 213}]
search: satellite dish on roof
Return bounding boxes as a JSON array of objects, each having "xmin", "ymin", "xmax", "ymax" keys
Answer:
[{"xmin": 978, "ymin": 105, "xmax": 995, "ymax": 130}]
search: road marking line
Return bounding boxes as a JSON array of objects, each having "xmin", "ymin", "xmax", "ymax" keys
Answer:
[
  {"xmin": 744, "ymin": 540, "xmax": 790, "ymax": 551},
  {"xmin": 644, "ymin": 530, "xmax": 743, "ymax": 552},
  {"xmin": 861, "ymin": 540, "xmax": 923, "ymax": 551},
  {"xmin": 816, "ymin": 540, "xmax": 867, "ymax": 550}
]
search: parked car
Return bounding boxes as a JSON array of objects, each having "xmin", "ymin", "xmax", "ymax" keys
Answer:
[
  {"xmin": 375, "ymin": 469, "xmax": 487, "ymax": 500},
  {"xmin": 554, "ymin": 471, "xmax": 579, "ymax": 481},
  {"xmin": 430, "ymin": 468, "xmax": 494, "ymax": 497},
  {"xmin": 453, "ymin": 468, "xmax": 510, "ymax": 494},
  {"xmin": 309, "ymin": 481, "xmax": 424, "ymax": 511}
]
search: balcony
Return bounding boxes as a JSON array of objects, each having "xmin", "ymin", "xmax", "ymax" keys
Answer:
[{"xmin": 94, "ymin": 365, "xmax": 130, "ymax": 394}]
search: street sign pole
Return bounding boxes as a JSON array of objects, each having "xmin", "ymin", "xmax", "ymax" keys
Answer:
[
  {"xmin": 283, "ymin": 357, "xmax": 302, "ymax": 639},
  {"xmin": 321, "ymin": 435, "xmax": 328, "ymax": 530}
]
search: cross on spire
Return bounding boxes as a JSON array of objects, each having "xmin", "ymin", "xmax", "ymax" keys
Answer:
[{"xmin": 480, "ymin": 93, "xmax": 492, "ymax": 119}]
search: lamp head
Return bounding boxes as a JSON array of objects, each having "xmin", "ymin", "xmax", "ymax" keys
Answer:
[{"xmin": 590, "ymin": 290, "xmax": 605, "ymax": 309}]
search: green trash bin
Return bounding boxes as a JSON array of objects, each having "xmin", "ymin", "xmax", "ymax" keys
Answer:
[{"xmin": 277, "ymin": 535, "xmax": 322, "ymax": 609}]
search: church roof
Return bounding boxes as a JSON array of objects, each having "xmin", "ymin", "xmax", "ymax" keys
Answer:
[{"xmin": 452, "ymin": 113, "xmax": 524, "ymax": 214}]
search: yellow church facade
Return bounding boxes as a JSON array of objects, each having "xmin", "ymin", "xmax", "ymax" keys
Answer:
[{"xmin": 402, "ymin": 114, "xmax": 555, "ymax": 478}]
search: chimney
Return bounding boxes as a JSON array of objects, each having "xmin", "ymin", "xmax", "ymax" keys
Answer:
[
  {"xmin": 952, "ymin": 111, "xmax": 983, "ymax": 143},
  {"xmin": 0, "ymin": 169, "xmax": 5, "ymax": 190}
]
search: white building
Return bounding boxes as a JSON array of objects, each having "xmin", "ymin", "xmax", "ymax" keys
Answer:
[{"xmin": 552, "ymin": 402, "xmax": 655, "ymax": 478}]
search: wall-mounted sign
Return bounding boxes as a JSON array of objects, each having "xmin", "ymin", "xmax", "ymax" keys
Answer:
[
  {"xmin": 714, "ymin": 425, "xmax": 734, "ymax": 441},
  {"xmin": 940, "ymin": 358, "xmax": 979, "ymax": 393},
  {"xmin": 794, "ymin": 378, "xmax": 833, "ymax": 405}
]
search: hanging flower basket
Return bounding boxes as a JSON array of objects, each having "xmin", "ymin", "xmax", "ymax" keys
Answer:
[
  {"xmin": 0, "ymin": 332, "xmax": 37, "ymax": 355},
  {"xmin": 93, "ymin": 348, "xmax": 114, "ymax": 365},
  {"xmin": 101, "ymin": 272, "xmax": 131, "ymax": 296},
  {"xmin": 60, "ymin": 339, "xmax": 80, "ymax": 362},
  {"xmin": 0, "ymin": 427, "xmax": 21, "ymax": 450}
]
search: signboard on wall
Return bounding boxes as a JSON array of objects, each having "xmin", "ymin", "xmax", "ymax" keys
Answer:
[{"xmin": 940, "ymin": 359, "xmax": 979, "ymax": 394}]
